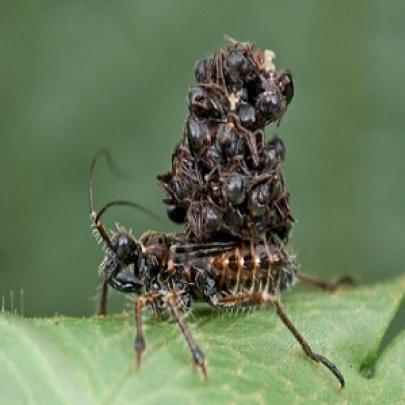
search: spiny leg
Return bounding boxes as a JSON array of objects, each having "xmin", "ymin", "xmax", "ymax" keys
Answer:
[
  {"xmin": 134, "ymin": 293, "xmax": 161, "ymax": 370},
  {"xmin": 266, "ymin": 295, "xmax": 345, "ymax": 388},
  {"xmin": 217, "ymin": 291, "xmax": 263, "ymax": 308},
  {"xmin": 165, "ymin": 292, "xmax": 207, "ymax": 379},
  {"xmin": 297, "ymin": 271, "xmax": 354, "ymax": 292},
  {"xmin": 216, "ymin": 292, "xmax": 345, "ymax": 388},
  {"xmin": 98, "ymin": 279, "xmax": 108, "ymax": 316}
]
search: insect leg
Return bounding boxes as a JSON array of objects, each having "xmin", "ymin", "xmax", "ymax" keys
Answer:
[
  {"xmin": 97, "ymin": 261, "xmax": 139, "ymax": 316},
  {"xmin": 165, "ymin": 292, "xmax": 207, "ymax": 379},
  {"xmin": 216, "ymin": 292, "xmax": 263, "ymax": 308},
  {"xmin": 215, "ymin": 292, "xmax": 345, "ymax": 388},
  {"xmin": 265, "ymin": 295, "xmax": 345, "ymax": 388},
  {"xmin": 98, "ymin": 280, "xmax": 108, "ymax": 316},
  {"xmin": 297, "ymin": 271, "xmax": 354, "ymax": 292},
  {"xmin": 134, "ymin": 293, "xmax": 161, "ymax": 369}
]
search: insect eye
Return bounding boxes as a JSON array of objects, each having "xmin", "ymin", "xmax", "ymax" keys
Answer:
[{"xmin": 115, "ymin": 234, "xmax": 132, "ymax": 260}]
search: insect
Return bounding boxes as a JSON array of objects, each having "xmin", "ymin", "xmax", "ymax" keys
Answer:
[{"xmin": 89, "ymin": 153, "xmax": 349, "ymax": 388}]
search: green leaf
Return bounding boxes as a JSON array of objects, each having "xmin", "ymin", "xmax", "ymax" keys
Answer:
[{"xmin": 1, "ymin": 277, "xmax": 404, "ymax": 405}]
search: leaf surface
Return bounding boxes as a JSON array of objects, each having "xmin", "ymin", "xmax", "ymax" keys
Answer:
[{"xmin": 1, "ymin": 277, "xmax": 404, "ymax": 404}]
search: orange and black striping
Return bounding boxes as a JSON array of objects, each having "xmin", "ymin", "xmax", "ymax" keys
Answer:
[{"xmin": 208, "ymin": 240, "xmax": 293, "ymax": 293}]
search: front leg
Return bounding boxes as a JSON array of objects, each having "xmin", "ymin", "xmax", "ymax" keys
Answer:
[
  {"xmin": 108, "ymin": 271, "xmax": 141, "ymax": 293},
  {"xmin": 133, "ymin": 289, "xmax": 206, "ymax": 378},
  {"xmin": 98, "ymin": 271, "xmax": 140, "ymax": 316},
  {"xmin": 134, "ymin": 292, "xmax": 162, "ymax": 369},
  {"xmin": 97, "ymin": 280, "xmax": 108, "ymax": 316}
]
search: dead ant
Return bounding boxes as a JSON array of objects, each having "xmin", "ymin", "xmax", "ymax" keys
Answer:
[{"xmin": 159, "ymin": 36, "xmax": 297, "ymax": 243}]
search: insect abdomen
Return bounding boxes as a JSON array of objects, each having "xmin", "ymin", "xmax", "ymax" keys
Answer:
[{"xmin": 210, "ymin": 241, "xmax": 295, "ymax": 292}]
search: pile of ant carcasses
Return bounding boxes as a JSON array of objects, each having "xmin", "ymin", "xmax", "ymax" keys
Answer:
[{"xmin": 158, "ymin": 39, "xmax": 295, "ymax": 245}]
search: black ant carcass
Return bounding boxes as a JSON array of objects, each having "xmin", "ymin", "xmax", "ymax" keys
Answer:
[
  {"xmin": 158, "ymin": 37, "xmax": 294, "ymax": 242},
  {"xmin": 89, "ymin": 38, "xmax": 351, "ymax": 388}
]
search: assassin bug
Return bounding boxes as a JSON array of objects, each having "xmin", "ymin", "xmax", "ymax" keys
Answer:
[{"xmin": 89, "ymin": 152, "xmax": 350, "ymax": 388}]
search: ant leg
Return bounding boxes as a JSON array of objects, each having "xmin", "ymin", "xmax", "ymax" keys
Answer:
[
  {"xmin": 228, "ymin": 113, "xmax": 260, "ymax": 166},
  {"xmin": 98, "ymin": 280, "xmax": 108, "ymax": 316},
  {"xmin": 134, "ymin": 293, "xmax": 161, "ymax": 370},
  {"xmin": 215, "ymin": 292, "xmax": 345, "ymax": 388},
  {"xmin": 297, "ymin": 272, "xmax": 354, "ymax": 292},
  {"xmin": 165, "ymin": 292, "xmax": 207, "ymax": 379}
]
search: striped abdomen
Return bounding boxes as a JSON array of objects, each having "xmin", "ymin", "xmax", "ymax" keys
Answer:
[{"xmin": 208, "ymin": 241, "xmax": 296, "ymax": 293}]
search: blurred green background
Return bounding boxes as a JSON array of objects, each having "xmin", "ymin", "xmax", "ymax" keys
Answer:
[{"xmin": 1, "ymin": 1, "xmax": 404, "ymax": 316}]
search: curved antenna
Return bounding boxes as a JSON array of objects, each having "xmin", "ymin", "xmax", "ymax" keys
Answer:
[
  {"xmin": 88, "ymin": 149, "xmax": 163, "ymax": 249},
  {"xmin": 89, "ymin": 148, "xmax": 133, "ymax": 219},
  {"xmin": 95, "ymin": 200, "xmax": 163, "ymax": 224},
  {"xmin": 89, "ymin": 149, "xmax": 114, "ymax": 249}
]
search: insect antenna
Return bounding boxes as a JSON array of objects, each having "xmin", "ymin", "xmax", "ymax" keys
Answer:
[
  {"xmin": 88, "ymin": 149, "xmax": 116, "ymax": 249},
  {"xmin": 88, "ymin": 149, "xmax": 162, "ymax": 249},
  {"xmin": 95, "ymin": 200, "xmax": 162, "ymax": 225},
  {"xmin": 89, "ymin": 148, "xmax": 134, "ymax": 218}
]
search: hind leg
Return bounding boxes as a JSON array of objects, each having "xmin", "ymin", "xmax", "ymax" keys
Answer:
[
  {"xmin": 215, "ymin": 291, "xmax": 345, "ymax": 388},
  {"xmin": 297, "ymin": 272, "xmax": 354, "ymax": 292}
]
